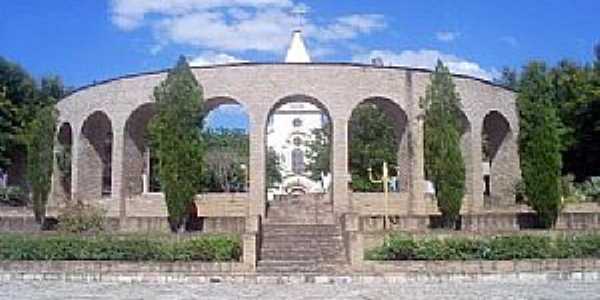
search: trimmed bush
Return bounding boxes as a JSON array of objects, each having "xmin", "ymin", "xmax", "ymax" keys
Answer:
[
  {"xmin": 365, "ymin": 233, "xmax": 600, "ymax": 261},
  {"xmin": 57, "ymin": 202, "xmax": 106, "ymax": 233},
  {"xmin": 0, "ymin": 234, "xmax": 241, "ymax": 262}
]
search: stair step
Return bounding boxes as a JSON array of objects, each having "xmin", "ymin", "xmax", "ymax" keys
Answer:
[{"xmin": 257, "ymin": 260, "xmax": 345, "ymax": 273}]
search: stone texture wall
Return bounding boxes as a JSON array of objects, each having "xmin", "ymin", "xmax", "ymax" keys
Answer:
[{"xmin": 55, "ymin": 63, "xmax": 520, "ymax": 229}]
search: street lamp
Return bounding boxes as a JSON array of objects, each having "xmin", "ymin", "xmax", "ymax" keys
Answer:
[{"xmin": 368, "ymin": 161, "xmax": 390, "ymax": 230}]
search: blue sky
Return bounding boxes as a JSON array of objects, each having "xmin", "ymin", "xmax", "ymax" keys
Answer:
[{"xmin": 1, "ymin": 1, "xmax": 599, "ymax": 128}]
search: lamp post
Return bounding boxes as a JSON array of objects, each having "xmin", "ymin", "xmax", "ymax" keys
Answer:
[{"xmin": 368, "ymin": 161, "xmax": 390, "ymax": 230}]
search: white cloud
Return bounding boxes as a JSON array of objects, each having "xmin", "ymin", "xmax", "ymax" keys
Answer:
[
  {"xmin": 353, "ymin": 49, "xmax": 495, "ymax": 80},
  {"xmin": 189, "ymin": 51, "xmax": 247, "ymax": 66},
  {"xmin": 111, "ymin": 0, "xmax": 293, "ymax": 30},
  {"xmin": 311, "ymin": 14, "xmax": 386, "ymax": 42},
  {"xmin": 436, "ymin": 31, "xmax": 460, "ymax": 42},
  {"xmin": 110, "ymin": 0, "xmax": 386, "ymax": 54}
]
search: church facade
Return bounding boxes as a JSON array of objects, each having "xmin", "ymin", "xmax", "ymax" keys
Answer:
[{"xmin": 49, "ymin": 30, "xmax": 521, "ymax": 230}]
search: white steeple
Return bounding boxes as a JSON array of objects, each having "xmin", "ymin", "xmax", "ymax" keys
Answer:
[{"xmin": 285, "ymin": 30, "xmax": 311, "ymax": 63}]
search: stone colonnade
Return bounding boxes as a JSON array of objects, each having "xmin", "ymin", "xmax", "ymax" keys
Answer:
[{"xmin": 52, "ymin": 64, "xmax": 520, "ymax": 223}]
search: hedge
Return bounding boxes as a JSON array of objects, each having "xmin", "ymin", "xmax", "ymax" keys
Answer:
[
  {"xmin": 366, "ymin": 233, "xmax": 600, "ymax": 261},
  {"xmin": 0, "ymin": 234, "xmax": 241, "ymax": 261}
]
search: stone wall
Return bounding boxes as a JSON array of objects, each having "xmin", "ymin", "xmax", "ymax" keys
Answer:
[
  {"xmin": 56, "ymin": 63, "xmax": 520, "ymax": 225},
  {"xmin": 1, "ymin": 259, "xmax": 599, "ymax": 283}
]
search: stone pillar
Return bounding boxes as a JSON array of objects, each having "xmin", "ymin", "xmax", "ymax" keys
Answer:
[
  {"xmin": 70, "ymin": 124, "xmax": 83, "ymax": 202},
  {"xmin": 470, "ymin": 123, "xmax": 484, "ymax": 213},
  {"xmin": 242, "ymin": 234, "xmax": 257, "ymax": 270},
  {"xmin": 343, "ymin": 213, "xmax": 363, "ymax": 268},
  {"xmin": 332, "ymin": 117, "xmax": 351, "ymax": 216},
  {"xmin": 111, "ymin": 124, "xmax": 126, "ymax": 219},
  {"xmin": 408, "ymin": 72, "xmax": 426, "ymax": 216},
  {"xmin": 248, "ymin": 114, "xmax": 266, "ymax": 218}
]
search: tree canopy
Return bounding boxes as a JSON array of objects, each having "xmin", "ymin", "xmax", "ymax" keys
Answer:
[
  {"xmin": 25, "ymin": 106, "xmax": 57, "ymax": 223},
  {"xmin": 421, "ymin": 60, "xmax": 466, "ymax": 228},
  {"xmin": 149, "ymin": 56, "xmax": 204, "ymax": 232},
  {"xmin": 517, "ymin": 62, "xmax": 563, "ymax": 228}
]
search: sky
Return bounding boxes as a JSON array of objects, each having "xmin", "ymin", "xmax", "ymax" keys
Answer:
[{"xmin": 1, "ymin": 1, "xmax": 599, "ymax": 128}]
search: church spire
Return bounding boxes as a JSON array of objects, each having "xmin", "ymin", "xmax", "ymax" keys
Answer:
[
  {"xmin": 285, "ymin": 6, "xmax": 311, "ymax": 63},
  {"xmin": 285, "ymin": 30, "xmax": 311, "ymax": 63}
]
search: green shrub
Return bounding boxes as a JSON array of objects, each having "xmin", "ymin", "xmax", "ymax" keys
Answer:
[
  {"xmin": 0, "ymin": 234, "xmax": 241, "ymax": 261},
  {"xmin": 366, "ymin": 233, "xmax": 600, "ymax": 261},
  {"xmin": 57, "ymin": 202, "xmax": 106, "ymax": 233},
  {"xmin": 0, "ymin": 186, "xmax": 27, "ymax": 206},
  {"xmin": 578, "ymin": 177, "xmax": 600, "ymax": 202}
]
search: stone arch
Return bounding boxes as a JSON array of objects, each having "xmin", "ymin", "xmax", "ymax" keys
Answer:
[
  {"xmin": 77, "ymin": 111, "xmax": 113, "ymax": 200},
  {"xmin": 122, "ymin": 103, "xmax": 156, "ymax": 199},
  {"xmin": 265, "ymin": 94, "xmax": 333, "ymax": 196},
  {"xmin": 482, "ymin": 110, "xmax": 514, "ymax": 206},
  {"xmin": 348, "ymin": 97, "xmax": 409, "ymax": 192},
  {"xmin": 202, "ymin": 96, "xmax": 250, "ymax": 193},
  {"xmin": 55, "ymin": 122, "xmax": 73, "ymax": 200}
]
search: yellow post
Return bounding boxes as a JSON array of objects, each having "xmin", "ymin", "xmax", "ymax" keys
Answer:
[{"xmin": 368, "ymin": 161, "xmax": 389, "ymax": 230}]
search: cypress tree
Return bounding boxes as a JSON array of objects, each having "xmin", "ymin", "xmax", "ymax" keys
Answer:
[
  {"xmin": 149, "ymin": 56, "xmax": 204, "ymax": 232},
  {"xmin": 421, "ymin": 60, "xmax": 466, "ymax": 229},
  {"xmin": 25, "ymin": 105, "xmax": 57, "ymax": 224},
  {"xmin": 517, "ymin": 62, "xmax": 562, "ymax": 228}
]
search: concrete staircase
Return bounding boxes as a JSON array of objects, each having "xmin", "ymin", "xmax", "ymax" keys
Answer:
[
  {"xmin": 258, "ymin": 194, "xmax": 347, "ymax": 273},
  {"xmin": 266, "ymin": 193, "xmax": 334, "ymax": 224}
]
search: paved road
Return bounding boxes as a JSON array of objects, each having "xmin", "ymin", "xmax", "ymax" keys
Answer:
[{"xmin": 1, "ymin": 280, "xmax": 600, "ymax": 300}]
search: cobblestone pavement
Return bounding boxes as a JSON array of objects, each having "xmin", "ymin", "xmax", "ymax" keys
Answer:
[{"xmin": 1, "ymin": 280, "xmax": 600, "ymax": 300}]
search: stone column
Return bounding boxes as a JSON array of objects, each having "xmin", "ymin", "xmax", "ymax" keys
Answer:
[
  {"xmin": 248, "ymin": 114, "xmax": 266, "ymax": 218},
  {"xmin": 111, "ymin": 124, "xmax": 126, "ymax": 219},
  {"xmin": 332, "ymin": 116, "xmax": 351, "ymax": 216},
  {"xmin": 470, "ymin": 123, "xmax": 484, "ymax": 213},
  {"xmin": 407, "ymin": 72, "xmax": 426, "ymax": 216},
  {"xmin": 70, "ymin": 122, "xmax": 83, "ymax": 202}
]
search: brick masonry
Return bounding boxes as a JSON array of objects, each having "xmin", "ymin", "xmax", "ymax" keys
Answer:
[
  {"xmin": 52, "ymin": 63, "xmax": 521, "ymax": 227},
  {"xmin": 1, "ymin": 259, "xmax": 599, "ymax": 283}
]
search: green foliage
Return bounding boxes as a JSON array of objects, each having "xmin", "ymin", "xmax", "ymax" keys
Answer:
[
  {"xmin": 149, "ymin": 56, "xmax": 205, "ymax": 232},
  {"xmin": 576, "ymin": 177, "xmax": 600, "ymax": 202},
  {"xmin": 494, "ymin": 67, "xmax": 519, "ymax": 90},
  {"xmin": 201, "ymin": 128, "xmax": 249, "ymax": 192},
  {"xmin": 24, "ymin": 105, "xmax": 57, "ymax": 223},
  {"xmin": 57, "ymin": 202, "xmax": 106, "ymax": 233},
  {"xmin": 306, "ymin": 122, "xmax": 331, "ymax": 181},
  {"xmin": 0, "ymin": 186, "xmax": 27, "ymax": 206},
  {"xmin": 366, "ymin": 233, "xmax": 600, "ymax": 261},
  {"xmin": 0, "ymin": 234, "xmax": 241, "ymax": 262},
  {"xmin": 0, "ymin": 57, "xmax": 65, "ymax": 170},
  {"xmin": 517, "ymin": 62, "xmax": 563, "ymax": 228},
  {"xmin": 266, "ymin": 147, "xmax": 282, "ymax": 188},
  {"xmin": 349, "ymin": 103, "xmax": 398, "ymax": 192},
  {"xmin": 421, "ymin": 60, "xmax": 466, "ymax": 228}
]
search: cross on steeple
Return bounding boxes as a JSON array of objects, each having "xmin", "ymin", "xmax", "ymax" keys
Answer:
[{"xmin": 291, "ymin": 5, "xmax": 308, "ymax": 30}]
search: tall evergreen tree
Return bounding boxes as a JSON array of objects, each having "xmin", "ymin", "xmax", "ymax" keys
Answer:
[
  {"xmin": 517, "ymin": 62, "xmax": 562, "ymax": 228},
  {"xmin": 25, "ymin": 105, "xmax": 57, "ymax": 224},
  {"xmin": 421, "ymin": 60, "xmax": 466, "ymax": 229},
  {"xmin": 149, "ymin": 56, "xmax": 204, "ymax": 232}
]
